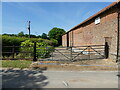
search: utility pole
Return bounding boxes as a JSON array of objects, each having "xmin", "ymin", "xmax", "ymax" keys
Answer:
[{"xmin": 28, "ymin": 21, "xmax": 31, "ymax": 38}]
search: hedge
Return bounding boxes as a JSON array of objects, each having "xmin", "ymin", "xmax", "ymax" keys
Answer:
[{"xmin": 2, "ymin": 35, "xmax": 58, "ymax": 57}]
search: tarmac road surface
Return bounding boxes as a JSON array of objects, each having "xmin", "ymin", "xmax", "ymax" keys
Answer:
[{"xmin": 1, "ymin": 69, "xmax": 119, "ymax": 88}]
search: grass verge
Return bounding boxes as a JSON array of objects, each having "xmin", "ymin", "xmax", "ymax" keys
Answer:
[
  {"xmin": 1, "ymin": 60, "xmax": 32, "ymax": 69},
  {"xmin": 1, "ymin": 59, "xmax": 118, "ymax": 71}
]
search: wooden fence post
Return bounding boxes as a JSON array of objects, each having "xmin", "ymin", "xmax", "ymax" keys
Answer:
[
  {"xmin": 33, "ymin": 42, "xmax": 37, "ymax": 62},
  {"xmin": 12, "ymin": 45, "xmax": 15, "ymax": 59}
]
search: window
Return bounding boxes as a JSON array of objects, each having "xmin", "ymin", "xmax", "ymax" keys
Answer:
[{"xmin": 95, "ymin": 17, "xmax": 100, "ymax": 24}]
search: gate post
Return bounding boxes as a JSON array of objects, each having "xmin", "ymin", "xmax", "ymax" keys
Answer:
[
  {"xmin": 88, "ymin": 46, "xmax": 90, "ymax": 60},
  {"xmin": 104, "ymin": 42, "xmax": 109, "ymax": 59},
  {"xmin": 33, "ymin": 42, "xmax": 37, "ymax": 62},
  {"xmin": 70, "ymin": 46, "xmax": 73, "ymax": 61}
]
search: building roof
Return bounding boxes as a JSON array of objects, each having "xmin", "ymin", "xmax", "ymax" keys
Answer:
[{"xmin": 66, "ymin": 0, "xmax": 120, "ymax": 34}]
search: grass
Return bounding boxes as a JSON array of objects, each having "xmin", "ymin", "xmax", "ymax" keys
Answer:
[{"xmin": 1, "ymin": 60, "xmax": 32, "ymax": 69}]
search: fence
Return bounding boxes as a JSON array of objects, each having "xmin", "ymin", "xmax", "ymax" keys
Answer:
[
  {"xmin": 1, "ymin": 42, "xmax": 108, "ymax": 61},
  {"xmin": 1, "ymin": 42, "xmax": 54, "ymax": 61},
  {"xmin": 2, "ymin": 45, "xmax": 34, "ymax": 60}
]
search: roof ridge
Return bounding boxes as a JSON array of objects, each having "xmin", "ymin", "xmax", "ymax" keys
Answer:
[{"xmin": 66, "ymin": 0, "xmax": 119, "ymax": 33}]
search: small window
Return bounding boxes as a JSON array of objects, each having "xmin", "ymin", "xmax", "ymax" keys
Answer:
[{"xmin": 95, "ymin": 17, "xmax": 100, "ymax": 24}]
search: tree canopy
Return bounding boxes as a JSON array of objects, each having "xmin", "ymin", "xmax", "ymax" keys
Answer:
[
  {"xmin": 2, "ymin": 27, "xmax": 66, "ymax": 46},
  {"xmin": 48, "ymin": 27, "xmax": 66, "ymax": 46},
  {"xmin": 41, "ymin": 33, "xmax": 48, "ymax": 39},
  {"xmin": 18, "ymin": 31, "xmax": 24, "ymax": 37}
]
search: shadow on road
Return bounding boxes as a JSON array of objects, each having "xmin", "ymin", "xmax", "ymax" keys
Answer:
[{"xmin": 2, "ymin": 69, "xmax": 49, "ymax": 88}]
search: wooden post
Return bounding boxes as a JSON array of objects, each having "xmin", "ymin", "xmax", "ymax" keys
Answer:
[
  {"xmin": 12, "ymin": 45, "xmax": 15, "ymax": 59},
  {"xmin": 33, "ymin": 42, "xmax": 37, "ymax": 62},
  {"xmin": 70, "ymin": 46, "xmax": 73, "ymax": 61}
]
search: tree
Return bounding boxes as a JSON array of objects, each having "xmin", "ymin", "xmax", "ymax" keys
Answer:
[
  {"xmin": 48, "ymin": 27, "xmax": 66, "ymax": 46},
  {"xmin": 37, "ymin": 35, "xmax": 41, "ymax": 38},
  {"xmin": 41, "ymin": 33, "xmax": 48, "ymax": 39},
  {"xmin": 18, "ymin": 31, "xmax": 24, "ymax": 37},
  {"xmin": 2, "ymin": 33, "xmax": 17, "ymax": 37},
  {"xmin": 30, "ymin": 34, "xmax": 37, "ymax": 38},
  {"xmin": 24, "ymin": 34, "xmax": 29, "ymax": 37}
]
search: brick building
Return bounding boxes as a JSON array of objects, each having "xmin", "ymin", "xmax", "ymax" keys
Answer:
[{"xmin": 62, "ymin": 1, "xmax": 120, "ymax": 60}]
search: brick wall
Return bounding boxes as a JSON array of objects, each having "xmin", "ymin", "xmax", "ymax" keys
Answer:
[
  {"xmin": 62, "ymin": 7, "xmax": 119, "ymax": 59},
  {"xmin": 118, "ymin": 8, "xmax": 120, "ymax": 60},
  {"xmin": 62, "ymin": 34, "xmax": 67, "ymax": 46}
]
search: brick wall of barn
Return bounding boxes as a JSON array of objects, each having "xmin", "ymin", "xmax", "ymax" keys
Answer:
[
  {"xmin": 62, "ymin": 34, "xmax": 67, "ymax": 46},
  {"xmin": 118, "ymin": 10, "xmax": 120, "ymax": 60},
  {"xmin": 62, "ymin": 7, "xmax": 119, "ymax": 59}
]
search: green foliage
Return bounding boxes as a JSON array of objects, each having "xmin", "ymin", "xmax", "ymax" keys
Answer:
[
  {"xmin": 2, "ymin": 35, "xmax": 21, "ymax": 46},
  {"xmin": 48, "ymin": 27, "xmax": 66, "ymax": 46},
  {"xmin": 2, "ymin": 35, "xmax": 24, "ymax": 57},
  {"xmin": 17, "ymin": 40, "xmax": 34, "ymax": 58},
  {"xmin": 2, "ymin": 33, "xmax": 17, "ymax": 37},
  {"xmin": 21, "ymin": 40, "xmax": 34, "ymax": 47},
  {"xmin": 2, "ymin": 35, "xmax": 55, "ymax": 58},
  {"xmin": 18, "ymin": 40, "xmax": 54, "ymax": 59},
  {"xmin": 41, "ymin": 33, "xmax": 48, "ymax": 39},
  {"xmin": 30, "ymin": 34, "xmax": 37, "ymax": 38},
  {"xmin": 50, "ymin": 39, "xmax": 58, "ymax": 46},
  {"xmin": 2, "ymin": 32, "xmax": 48, "ymax": 39},
  {"xmin": 2, "ymin": 35, "xmax": 55, "ymax": 46},
  {"xmin": 18, "ymin": 31, "xmax": 24, "ymax": 37},
  {"xmin": 37, "ymin": 35, "xmax": 41, "ymax": 38},
  {"xmin": 36, "ymin": 42, "xmax": 54, "ymax": 58}
]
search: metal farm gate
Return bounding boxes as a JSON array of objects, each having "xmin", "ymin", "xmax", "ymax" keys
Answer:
[{"xmin": 39, "ymin": 44, "xmax": 107, "ymax": 62}]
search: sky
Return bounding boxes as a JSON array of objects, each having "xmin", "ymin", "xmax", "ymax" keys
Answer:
[{"xmin": 2, "ymin": 2, "xmax": 112, "ymax": 35}]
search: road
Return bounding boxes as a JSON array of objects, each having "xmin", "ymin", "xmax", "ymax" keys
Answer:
[
  {"xmin": 43, "ymin": 71, "xmax": 118, "ymax": 88},
  {"xmin": 1, "ymin": 69, "xmax": 119, "ymax": 88}
]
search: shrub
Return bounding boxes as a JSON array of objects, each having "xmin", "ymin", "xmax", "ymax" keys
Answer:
[
  {"xmin": 17, "ymin": 40, "xmax": 34, "ymax": 59},
  {"xmin": 2, "ymin": 35, "xmax": 55, "ymax": 58},
  {"xmin": 2, "ymin": 36, "xmax": 23, "ymax": 57},
  {"xmin": 36, "ymin": 42, "xmax": 54, "ymax": 58},
  {"xmin": 50, "ymin": 39, "xmax": 58, "ymax": 46},
  {"xmin": 17, "ymin": 40, "xmax": 54, "ymax": 59}
]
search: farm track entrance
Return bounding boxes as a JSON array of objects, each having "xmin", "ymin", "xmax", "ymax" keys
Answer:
[{"xmin": 40, "ymin": 45, "xmax": 106, "ymax": 62}]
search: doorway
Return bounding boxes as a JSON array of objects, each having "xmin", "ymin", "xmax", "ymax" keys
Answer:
[{"xmin": 104, "ymin": 37, "xmax": 112, "ymax": 58}]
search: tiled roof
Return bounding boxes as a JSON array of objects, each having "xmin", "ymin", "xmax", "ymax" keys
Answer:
[{"xmin": 66, "ymin": 0, "xmax": 120, "ymax": 33}]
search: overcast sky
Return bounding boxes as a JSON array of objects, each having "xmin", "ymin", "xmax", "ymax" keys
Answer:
[{"xmin": 2, "ymin": 2, "xmax": 112, "ymax": 35}]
